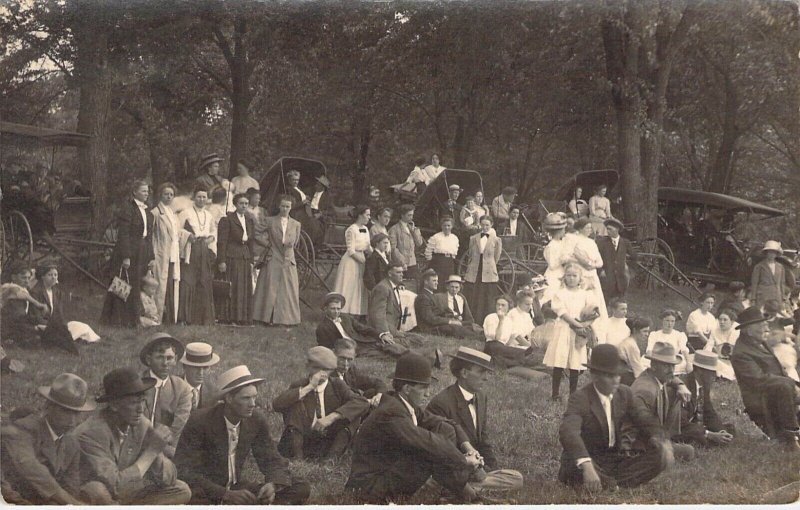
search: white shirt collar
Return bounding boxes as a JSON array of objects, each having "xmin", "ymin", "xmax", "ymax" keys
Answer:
[
  {"xmin": 458, "ymin": 385, "xmax": 475, "ymax": 403},
  {"xmin": 44, "ymin": 418, "xmax": 62, "ymax": 442},
  {"xmin": 149, "ymin": 370, "xmax": 168, "ymax": 388},
  {"xmin": 593, "ymin": 384, "xmax": 613, "ymax": 404},
  {"xmin": 315, "ymin": 379, "xmax": 329, "ymax": 394},
  {"xmin": 224, "ymin": 415, "xmax": 240, "ymax": 432},
  {"xmin": 398, "ymin": 394, "xmax": 416, "ymax": 420},
  {"xmin": 134, "ymin": 198, "xmax": 147, "ymax": 209}
]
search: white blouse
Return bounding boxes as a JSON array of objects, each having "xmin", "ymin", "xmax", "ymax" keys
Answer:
[
  {"xmin": 686, "ymin": 309, "xmax": 719, "ymax": 337},
  {"xmin": 178, "ymin": 206, "xmax": 217, "ymax": 261},
  {"xmin": 345, "ymin": 224, "xmax": 371, "ymax": 257},
  {"xmin": 425, "ymin": 232, "xmax": 459, "ymax": 259}
]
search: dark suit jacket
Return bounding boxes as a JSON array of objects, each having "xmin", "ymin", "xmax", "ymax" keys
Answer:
[
  {"xmin": 332, "ymin": 366, "xmax": 388, "ymax": 399},
  {"xmin": 597, "ymin": 235, "xmax": 635, "ymax": 295},
  {"xmin": 750, "ymin": 259, "xmax": 786, "ymax": 305},
  {"xmin": 217, "ymin": 212, "xmax": 255, "ymax": 262},
  {"xmin": 414, "ymin": 289, "xmax": 449, "ymax": 330},
  {"xmin": 364, "ymin": 251, "xmax": 391, "ymax": 292},
  {"xmin": 272, "ymin": 377, "xmax": 370, "ymax": 432},
  {"xmin": 1, "ymin": 413, "xmax": 82, "ymax": 502},
  {"xmin": 426, "ymin": 383, "xmax": 497, "ymax": 470},
  {"xmin": 346, "ymin": 392, "xmax": 470, "ymax": 497},
  {"xmin": 730, "ymin": 332, "xmax": 795, "ymax": 416},
  {"xmin": 368, "ymin": 279, "xmax": 404, "ymax": 335},
  {"xmin": 111, "ymin": 199, "xmax": 154, "ymax": 269},
  {"xmin": 28, "ymin": 282, "xmax": 66, "ymax": 325},
  {"xmin": 1, "ymin": 298, "xmax": 40, "ymax": 344},
  {"xmin": 174, "ymin": 403, "xmax": 292, "ymax": 503},
  {"xmin": 558, "ymin": 383, "xmax": 663, "ymax": 481},
  {"xmin": 432, "ymin": 292, "xmax": 475, "ymax": 326},
  {"xmin": 316, "ymin": 315, "xmax": 382, "ymax": 348},
  {"xmin": 179, "ymin": 375, "xmax": 220, "ymax": 410}
]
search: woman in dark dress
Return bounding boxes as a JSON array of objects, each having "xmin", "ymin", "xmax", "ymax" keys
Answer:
[
  {"xmin": 363, "ymin": 233, "xmax": 392, "ymax": 292},
  {"xmin": 177, "ymin": 186, "xmax": 217, "ymax": 325},
  {"xmin": 101, "ymin": 179, "xmax": 155, "ymax": 327},
  {"xmin": 217, "ymin": 193, "xmax": 255, "ymax": 325},
  {"xmin": 463, "ymin": 215, "xmax": 502, "ymax": 325}
]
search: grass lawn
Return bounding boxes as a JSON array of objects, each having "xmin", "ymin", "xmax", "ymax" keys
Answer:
[{"xmin": 2, "ymin": 283, "xmax": 798, "ymax": 504}]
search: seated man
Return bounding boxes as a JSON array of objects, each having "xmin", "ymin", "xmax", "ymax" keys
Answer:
[
  {"xmin": 368, "ymin": 263, "xmax": 425, "ymax": 346},
  {"xmin": 731, "ymin": 306, "xmax": 800, "ymax": 451},
  {"xmin": 76, "ymin": 368, "xmax": 191, "ymax": 504},
  {"xmin": 331, "ymin": 337, "xmax": 388, "ymax": 407},
  {"xmin": 345, "ymin": 352, "xmax": 483, "ymax": 503},
  {"xmin": 179, "ymin": 341, "xmax": 221, "ymax": 410},
  {"xmin": 174, "ymin": 365, "xmax": 310, "ymax": 504},
  {"xmin": 317, "ymin": 291, "xmax": 407, "ymax": 358},
  {"xmin": 273, "ymin": 346, "xmax": 370, "ymax": 460},
  {"xmin": 426, "ymin": 347, "xmax": 524, "ymax": 492},
  {"xmin": 684, "ymin": 350, "xmax": 736, "ymax": 439},
  {"xmin": 139, "ymin": 333, "xmax": 193, "ymax": 457},
  {"xmin": 558, "ymin": 344, "xmax": 673, "ymax": 492},
  {"xmin": 1, "ymin": 261, "xmax": 49, "ymax": 347},
  {"xmin": 626, "ymin": 342, "xmax": 726, "ymax": 460},
  {"xmin": 1, "ymin": 373, "xmax": 96, "ymax": 504},
  {"xmin": 483, "ymin": 292, "xmax": 541, "ymax": 369},
  {"xmin": 415, "ymin": 274, "xmax": 482, "ymax": 339},
  {"xmin": 522, "ymin": 276, "xmax": 548, "ymax": 326}
]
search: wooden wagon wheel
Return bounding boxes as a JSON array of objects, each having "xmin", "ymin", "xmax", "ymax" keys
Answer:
[
  {"xmin": 2, "ymin": 210, "xmax": 34, "ymax": 266},
  {"xmin": 296, "ymin": 229, "xmax": 316, "ymax": 290},
  {"xmin": 633, "ymin": 237, "xmax": 675, "ymax": 289},
  {"xmin": 456, "ymin": 248, "xmax": 516, "ymax": 295}
]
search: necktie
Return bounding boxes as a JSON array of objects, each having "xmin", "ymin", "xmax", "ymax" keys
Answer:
[
  {"xmin": 602, "ymin": 396, "xmax": 615, "ymax": 447},
  {"xmin": 151, "ymin": 386, "xmax": 161, "ymax": 423},
  {"xmin": 315, "ymin": 391, "xmax": 324, "ymax": 419},
  {"xmin": 227, "ymin": 424, "xmax": 239, "ymax": 487},
  {"xmin": 452, "ymin": 295, "xmax": 461, "ymax": 319},
  {"xmin": 191, "ymin": 387, "xmax": 199, "ymax": 409},
  {"xmin": 481, "ymin": 233, "xmax": 489, "ymax": 238},
  {"xmin": 466, "ymin": 397, "xmax": 477, "ymax": 429},
  {"xmin": 359, "ymin": 228, "xmax": 367, "ymax": 233}
]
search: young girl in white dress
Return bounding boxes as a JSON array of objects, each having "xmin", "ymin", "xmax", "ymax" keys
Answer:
[
  {"xmin": 541, "ymin": 213, "xmax": 571, "ymax": 304},
  {"xmin": 333, "ymin": 205, "xmax": 372, "ymax": 316},
  {"xmin": 543, "ymin": 263, "xmax": 598, "ymax": 400}
]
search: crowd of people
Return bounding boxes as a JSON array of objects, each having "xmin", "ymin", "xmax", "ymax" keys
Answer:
[{"xmin": 2, "ymin": 152, "xmax": 800, "ymax": 504}]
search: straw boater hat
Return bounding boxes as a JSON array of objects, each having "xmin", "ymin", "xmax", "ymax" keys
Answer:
[
  {"xmin": 198, "ymin": 153, "xmax": 224, "ymax": 172},
  {"xmin": 735, "ymin": 306, "xmax": 771, "ymax": 330},
  {"xmin": 96, "ymin": 368, "xmax": 156, "ymax": 403},
  {"xmin": 762, "ymin": 240, "xmax": 783, "ymax": 254},
  {"xmin": 530, "ymin": 275, "xmax": 548, "ymax": 293},
  {"xmin": 449, "ymin": 346, "xmax": 493, "ymax": 371},
  {"xmin": 322, "ymin": 292, "xmax": 346, "ymax": 308},
  {"xmin": 393, "ymin": 351, "xmax": 433, "ymax": 385},
  {"xmin": 139, "ymin": 332, "xmax": 185, "ymax": 366},
  {"xmin": 216, "ymin": 365, "xmax": 266, "ymax": 397},
  {"xmin": 691, "ymin": 350, "xmax": 718, "ymax": 372},
  {"xmin": 603, "ymin": 218, "xmax": 625, "ymax": 231},
  {"xmin": 448, "ymin": 184, "xmax": 462, "ymax": 192},
  {"xmin": 180, "ymin": 342, "xmax": 220, "ymax": 367},
  {"xmin": 645, "ymin": 342, "xmax": 683, "ymax": 365},
  {"xmin": 38, "ymin": 373, "xmax": 96, "ymax": 412},
  {"xmin": 543, "ymin": 212, "xmax": 567, "ymax": 230},
  {"xmin": 446, "ymin": 275, "xmax": 464, "ymax": 284}
]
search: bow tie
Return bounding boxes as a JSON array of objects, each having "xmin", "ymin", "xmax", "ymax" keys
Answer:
[
  {"xmin": 359, "ymin": 228, "xmax": 367, "ymax": 233},
  {"xmin": 465, "ymin": 397, "xmax": 475, "ymax": 406},
  {"xmin": 481, "ymin": 233, "xmax": 489, "ymax": 238},
  {"xmin": 394, "ymin": 285, "xmax": 405, "ymax": 292},
  {"xmin": 332, "ymin": 318, "xmax": 342, "ymax": 324}
]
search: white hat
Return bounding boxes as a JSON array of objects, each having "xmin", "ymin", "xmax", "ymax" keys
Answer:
[
  {"xmin": 762, "ymin": 240, "xmax": 783, "ymax": 254},
  {"xmin": 180, "ymin": 342, "xmax": 220, "ymax": 367},
  {"xmin": 216, "ymin": 365, "xmax": 265, "ymax": 397}
]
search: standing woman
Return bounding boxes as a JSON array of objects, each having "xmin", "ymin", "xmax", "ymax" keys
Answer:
[
  {"xmin": 101, "ymin": 179, "xmax": 154, "ymax": 327},
  {"xmin": 463, "ymin": 215, "xmax": 502, "ymax": 325},
  {"xmin": 588, "ymin": 184, "xmax": 614, "ymax": 236},
  {"xmin": 543, "ymin": 263, "xmax": 597, "ymax": 400},
  {"xmin": 570, "ymin": 218, "xmax": 607, "ymax": 319},
  {"xmin": 333, "ymin": 205, "xmax": 372, "ymax": 316},
  {"xmin": 750, "ymin": 240, "xmax": 786, "ymax": 308},
  {"xmin": 217, "ymin": 193, "xmax": 255, "ymax": 325},
  {"xmin": 252, "ymin": 195, "xmax": 301, "ymax": 326},
  {"xmin": 369, "ymin": 207, "xmax": 392, "ymax": 238},
  {"xmin": 150, "ymin": 182, "xmax": 181, "ymax": 324},
  {"xmin": 177, "ymin": 186, "xmax": 217, "ymax": 325},
  {"xmin": 473, "ymin": 190, "xmax": 490, "ymax": 219},
  {"xmin": 541, "ymin": 212, "xmax": 571, "ymax": 304},
  {"xmin": 424, "ymin": 216, "xmax": 459, "ymax": 291}
]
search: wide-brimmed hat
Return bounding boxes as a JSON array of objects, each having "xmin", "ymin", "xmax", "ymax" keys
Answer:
[
  {"xmin": 735, "ymin": 306, "xmax": 771, "ymax": 329},
  {"xmin": 180, "ymin": 342, "xmax": 220, "ymax": 367},
  {"xmin": 530, "ymin": 275, "xmax": 548, "ymax": 293},
  {"xmin": 139, "ymin": 332, "xmax": 185, "ymax": 366},
  {"xmin": 393, "ymin": 351, "xmax": 433, "ymax": 385},
  {"xmin": 583, "ymin": 344, "xmax": 626, "ymax": 374},
  {"xmin": 216, "ymin": 365, "xmax": 266, "ymax": 397},
  {"xmin": 322, "ymin": 292, "xmax": 346, "ymax": 308},
  {"xmin": 762, "ymin": 240, "xmax": 783, "ymax": 254},
  {"xmin": 446, "ymin": 274, "xmax": 463, "ymax": 284},
  {"xmin": 645, "ymin": 341, "xmax": 683, "ymax": 365},
  {"xmin": 449, "ymin": 346, "xmax": 493, "ymax": 371},
  {"xmin": 316, "ymin": 175, "xmax": 331, "ymax": 188},
  {"xmin": 603, "ymin": 218, "xmax": 624, "ymax": 231},
  {"xmin": 198, "ymin": 153, "xmax": 224, "ymax": 172},
  {"xmin": 38, "ymin": 373, "xmax": 96, "ymax": 412},
  {"xmin": 96, "ymin": 368, "xmax": 157, "ymax": 403},
  {"xmin": 691, "ymin": 350, "xmax": 718, "ymax": 371},
  {"xmin": 370, "ymin": 233, "xmax": 389, "ymax": 248},
  {"xmin": 307, "ymin": 346, "xmax": 337, "ymax": 370},
  {"xmin": 543, "ymin": 212, "xmax": 567, "ymax": 230}
]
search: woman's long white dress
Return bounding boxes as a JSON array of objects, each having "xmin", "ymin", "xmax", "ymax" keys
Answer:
[{"xmin": 333, "ymin": 224, "xmax": 371, "ymax": 315}]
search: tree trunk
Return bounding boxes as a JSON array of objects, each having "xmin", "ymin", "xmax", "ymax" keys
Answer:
[
  {"xmin": 706, "ymin": 75, "xmax": 739, "ymax": 193},
  {"xmin": 227, "ymin": 15, "xmax": 249, "ymax": 178},
  {"xmin": 74, "ymin": 12, "xmax": 112, "ymax": 239}
]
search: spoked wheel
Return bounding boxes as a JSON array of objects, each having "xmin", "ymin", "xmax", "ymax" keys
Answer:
[
  {"xmin": 2, "ymin": 210, "xmax": 34, "ymax": 266},
  {"xmin": 633, "ymin": 237, "xmax": 675, "ymax": 289},
  {"xmin": 314, "ymin": 247, "xmax": 341, "ymax": 286},
  {"xmin": 456, "ymin": 248, "xmax": 516, "ymax": 295},
  {"xmin": 296, "ymin": 230, "xmax": 317, "ymax": 290}
]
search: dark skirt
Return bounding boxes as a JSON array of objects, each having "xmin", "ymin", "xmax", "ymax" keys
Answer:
[
  {"xmin": 464, "ymin": 255, "xmax": 496, "ymax": 325},
  {"xmin": 178, "ymin": 242, "xmax": 216, "ymax": 325},
  {"xmin": 101, "ymin": 237, "xmax": 149, "ymax": 327},
  {"xmin": 225, "ymin": 256, "xmax": 253, "ymax": 323},
  {"xmin": 429, "ymin": 254, "xmax": 455, "ymax": 292}
]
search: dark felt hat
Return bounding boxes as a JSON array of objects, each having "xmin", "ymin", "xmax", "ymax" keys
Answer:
[
  {"xmin": 38, "ymin": 373, "xmax": 96, "ymax": 411},
  {"xmin": 735, "ymin": 306, "xmax": 771, "ymax": 330},
  {"xmin": 583, "ymin": 344, "xmax": 627, "ymax": 374},
  {"xmin": 393, "ymin": 352, "xmax": 433, "ymax": 385},
  {"xmin": 603, "ymin": 218, "xmax": 625, "ymax": 231},
  {"xmin": 96, "ymin": 368, "xmax": 156, "ymax": 403},
  {"xmin": 140, "ymin": 332, "xmax": 185, "ymax": 366}
]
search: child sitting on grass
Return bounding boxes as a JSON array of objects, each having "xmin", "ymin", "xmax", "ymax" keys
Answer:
[{"xmin": 139, "ymin": 275, "xmax": 161, "ymax": 327}]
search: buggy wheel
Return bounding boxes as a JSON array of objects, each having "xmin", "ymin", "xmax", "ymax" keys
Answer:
[
  {"xmin": 2, "ymin": 210, "xmax": 34, "ymax": 265},
  {"xmin": 633, "ymin": 237, "xmax": 675, "ymax": 289},
  {"xmin": 296, "ymin": 230, "xmax": 316, "ymax": 290},
  {"xmin": 456, "ymin": 247, "xmax": 516, "ymax": 295}
]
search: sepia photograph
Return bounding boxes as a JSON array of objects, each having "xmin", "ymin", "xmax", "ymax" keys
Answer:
[{"xmin": 1, "ymin": 0, "xmax": 799, "ymax": 505}]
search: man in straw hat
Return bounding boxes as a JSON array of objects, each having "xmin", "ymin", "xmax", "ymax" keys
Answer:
[
  {"xmin": 686, "ymin": 350, "xmax": 736, "ymax": 441},
  {"xmin": 415, "ymin": 274, "xmax": 482, "ymax": 340},
  {"xmin": 1, "ymin": 373, "xmax": 95, "ymax": 504},
  {"xmin": 730, "ymin": 306, "xmax": 800, "ymax": 452},
  {"xmin": 558, "ymin": 344, "xmax": 673, "ymax": 492},
  {"xmin": 317, "ymin": 291, "xmax": 409, "ymax": 358},
  {"xmin": 625, "ymin": 342, "xmax": 710, "ymax": 461},
  {"xmin": 273, "ymin": 346, "xmax": 370, "ymax": 460},
  {"xmin": 346, "ymin": 351, "xmax": 484, "ymax": 502},
  {"xmin": 179, "ymin": 341, "xmax": 221, "ymax": 410},
  {"xmin": 175, "ymin": 365, "xmax": 310, "ymax": 504},
  {"xmin": 750, "ymin": 240, "xmax": 786, "ymax": 308},
  {"xmin": 426, "ymin": 347, "xmax": 524, "ymax": 492},
  {"xmin": 75, "ymin": 368, "xmax": 191, "ymax": 504},
  {"xmin": 139, "ymin": 332, "xmax": 193, "ymax": 457},
  {"xmin": 596, "ymin": 217, "xmax": 636, "ymax": 301}
]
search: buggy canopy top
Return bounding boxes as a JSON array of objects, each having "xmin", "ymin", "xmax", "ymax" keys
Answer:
[
  {"xmin": 0, "ymin": 121, "xmax": 91, "ymax": 147},
  {"xmin": 658, "ymin": 187, "xmax": 784, "ymax": 217},
  {"xmin": 259, "ymin": 156, "xmax": 327, "ymax": 210}
]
